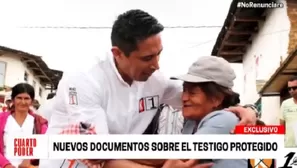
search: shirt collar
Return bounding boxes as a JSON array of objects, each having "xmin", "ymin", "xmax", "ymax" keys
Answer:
[{"xmin": 107, "ymin": 52, "xmax": 131, "ymax": 87}]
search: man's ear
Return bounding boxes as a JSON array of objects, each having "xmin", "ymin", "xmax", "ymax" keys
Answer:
[{"xmin": 111, "ymin": 46, "xmax": 122, "ymax": 59}]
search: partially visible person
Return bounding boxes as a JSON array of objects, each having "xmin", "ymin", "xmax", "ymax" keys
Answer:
[
  {"xmin": 143, "ymin": 104, "xmax": 184, "ymax": 135},
  {"xmin": 38, "ymin": 92, "xmax": 56, "ymax": 121},
  {"xmin": 0, "ymin": 83, "xmax": 48, "ymax": 168},
  {"xmin": 29, "ymin": 99, "xmax": 40, "ymax": 115},
  {"xmin": 2, "ymin": 100, "xmax": 12, "ymax": 113},
  {"xmin": 279, "ymin": 76, "xmax": 297, "ymax": 147},
  {"xmin": 32, "ymin": 100, "xmax": 40, "ymax": 110},
  {"xmin": 172, "ymin": 56, "xmax": 247, "ymax": 168},
  {"xmin": 158, "ymin": 104, "xmax": 184, "ymax": 134}
]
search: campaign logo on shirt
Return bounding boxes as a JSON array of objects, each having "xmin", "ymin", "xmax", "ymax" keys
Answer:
[
  {"xmin": 139, "ymin": 95, "xmax": 159, "ymax": 113},
  {"xmin": 69, "ymin": 87, "xmax": 78, "ymax": 105}
]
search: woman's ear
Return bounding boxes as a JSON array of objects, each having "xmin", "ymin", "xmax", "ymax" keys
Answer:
[
  {"xmin": 212, "ymin": 99, "xmax": 221, "ymax": 108},
  {"xmin": 212, "ymin": 94, "xmax": 224, "ymax": 108}
]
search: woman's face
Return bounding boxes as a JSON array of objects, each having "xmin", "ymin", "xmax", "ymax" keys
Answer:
[
  {"xmin": 13, "ymin": 93, "xmax": 32, "ymax": 113},
  {"xmin": 182, "ymin": 82, "xmax": 223, "ymax": 120}
]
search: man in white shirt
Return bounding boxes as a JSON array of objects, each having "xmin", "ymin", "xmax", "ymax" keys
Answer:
[
  {"xmin": 38, "ymin": 93, "xmax": 56, "ymax": 121},
  {"xmin": 40, "ymin": 9, "xmax": 257, "ymax": 168},
  {"xmin": 279, "ymin": 76, "xmax": 297, "ymax": 147}
]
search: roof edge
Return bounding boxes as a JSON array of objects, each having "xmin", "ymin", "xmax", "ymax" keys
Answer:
[
  {"xmin": 211, "ymin": 0, "xmax": 239, "ymax": 56},
  {"xmin": 259, "ymin": 48, "xmax": 297, "ymax": 94}
]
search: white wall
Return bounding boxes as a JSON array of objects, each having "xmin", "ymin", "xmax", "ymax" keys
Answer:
[
  {"xmin": 0, "ymin": 53, "xmax": 47, "ymax": 104},
  {"xmin": 242, "ymin": 3, "xmax": 290, "ymax": 104},
  {"xmin": 261, "ymin": 96, "xmax": 280, "ymax": 124}
]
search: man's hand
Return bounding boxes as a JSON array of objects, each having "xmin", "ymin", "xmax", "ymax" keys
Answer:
[
  {"xmin": 18, "ymin": 159, "xmax": 31, "ymax": 168},
  {"xmin": 162, "ymin": 160, "xmax": 213, "ymax": 168},
  {"xmin": 226, "ymin": 106, "xmax": 257, "ymax": 126}
]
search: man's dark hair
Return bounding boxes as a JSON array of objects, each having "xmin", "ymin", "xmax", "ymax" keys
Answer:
[
  {"xmin": 289, "ymin": 75, "xmax": 297, "ymax": 82},
  {"xmin": 111, "ymin": 9, "xmax": 164, "ymax": 56}
]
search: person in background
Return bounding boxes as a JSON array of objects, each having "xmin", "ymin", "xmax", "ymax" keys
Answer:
[
  {"xmin": 2, "ymin": 100, "xmax": 12, "ymax": 113},
  {"xmin": 32, "ymin": 100, "xmax": 40, "ymax": 110},
  {"xmin": 38, "ymin": 92, "xmax": 56, "ymax": 121},
  {"xmin": 143, "ymin": 104, "xmax": 184, "ymax": 135},
  {"xmin": 279, "ymin": 76, "xmax": 297, "ymax": 147},
  {"xmin": 0, "ymin": 83, "xmax": 48, "ymax": 168},
  {"xmin": 158, "ymin": 104, "xmax": 184, "ymax": 134},
  {"xmin": 29, "ymin": 99, "xmax": 41, "ymax": 115},
  {"xmin": 40, "ymin": 9, "xmax": 257, "ymax": 168}
]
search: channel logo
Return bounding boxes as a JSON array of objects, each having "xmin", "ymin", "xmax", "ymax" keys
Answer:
[{"xmin": 248, "ymin": 159, "xmax": 275, "ymax": 168}]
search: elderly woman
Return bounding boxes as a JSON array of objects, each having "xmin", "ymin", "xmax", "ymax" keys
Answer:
[{"xmin": 171, "ymin": 56, "xmax": 247, "ymax": 167}]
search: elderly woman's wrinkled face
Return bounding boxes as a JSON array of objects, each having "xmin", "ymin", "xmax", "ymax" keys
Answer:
[{"xmin": 182, "ymin": 82, "xmax": 223, "ymax": 120}]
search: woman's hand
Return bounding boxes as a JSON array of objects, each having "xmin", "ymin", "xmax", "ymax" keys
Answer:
[{"xmin": 162, "ymin": 160, "xmax": 213, "ymax": 168}]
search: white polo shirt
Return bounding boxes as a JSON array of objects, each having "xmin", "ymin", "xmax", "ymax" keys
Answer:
[
  {"xmin": 40, "ymin": 53, "xmax": 182, "ymax": 168},
  {"xmin": 38, "ymin": 98, "xmax": 55, "ymax": 121},
  {"xmin": 46, "ymin": 52, "xmax": 182, "ymax": 135}
]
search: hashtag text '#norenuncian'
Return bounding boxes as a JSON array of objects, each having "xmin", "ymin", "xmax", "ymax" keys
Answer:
[{"xmin": 237, "ymin": 2, "xmax": 284, "ymax": 8}]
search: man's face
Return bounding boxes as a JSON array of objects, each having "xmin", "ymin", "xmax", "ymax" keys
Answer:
[
  {"xmin": 288, "ymin": 80, "xmax": 297, "ymax": 97},
  {"xmin": 112, "ymin": 34, "xmax": 163, "ymax": 82}
]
